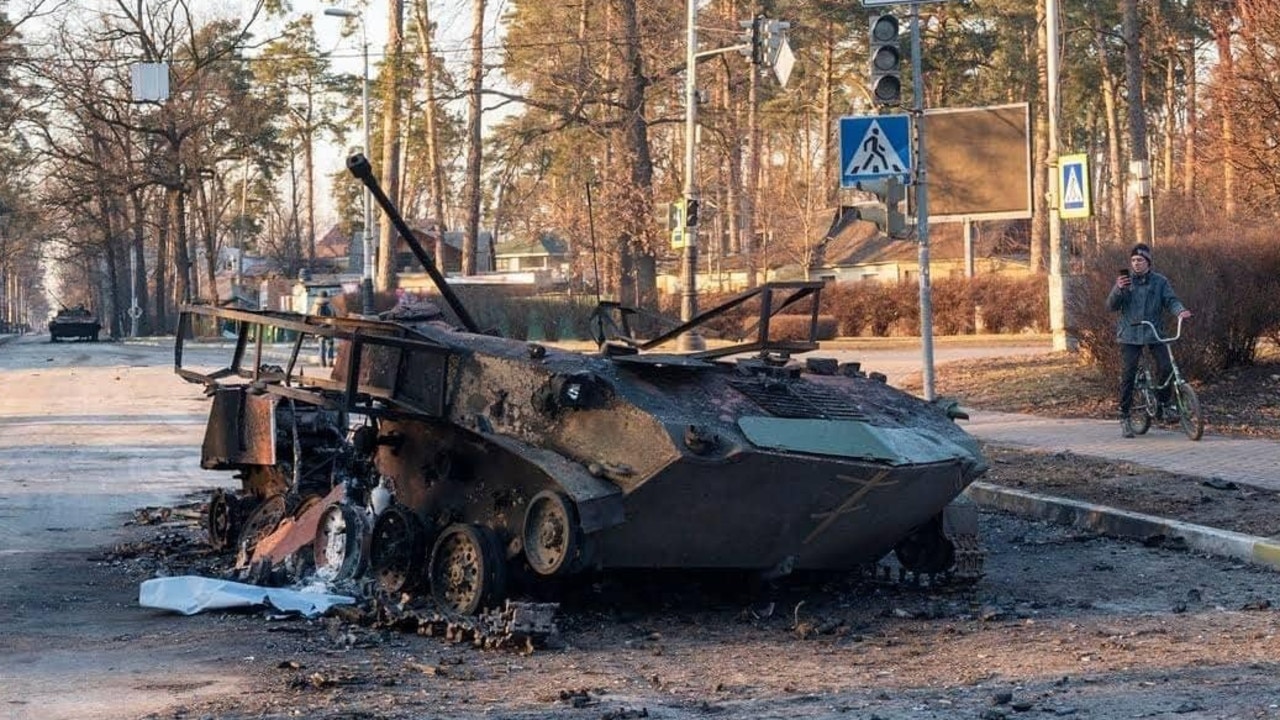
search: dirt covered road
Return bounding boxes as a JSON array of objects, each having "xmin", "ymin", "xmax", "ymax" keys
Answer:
[{"xmin": 3, "ymin": 336, "xmax": 1280, "ymax": 720}]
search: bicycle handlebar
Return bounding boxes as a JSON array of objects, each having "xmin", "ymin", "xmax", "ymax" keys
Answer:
[{"xmin": 1130, "ymin": 315, "xmax": 1185, "ymax": 344}]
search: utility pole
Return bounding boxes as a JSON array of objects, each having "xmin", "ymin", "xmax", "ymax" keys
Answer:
[
  {"xmin": 323, "ymin": 7, "xmax": 376, "ymax": 315},
  {"xmin": 1046, "ymin": 0, "xmax": 1073, "ymax": 351}
]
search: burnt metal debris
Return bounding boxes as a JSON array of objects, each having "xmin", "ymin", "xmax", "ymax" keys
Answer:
[
  {"xmin": 173, "ymin": 153, "xmax": 988, "ymax": 623},
  {"xmin": 49, "ymin": 304, "xmax": 101, "ymax": 342}
]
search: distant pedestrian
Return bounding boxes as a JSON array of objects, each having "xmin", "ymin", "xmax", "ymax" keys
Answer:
[
  {"xmin": 314, "ymin": 291, "xmax": 336, "ymax": 367},
  {"xmin": 1107, "ymin": 243, "xmax": 1192, "ymax": 438}
]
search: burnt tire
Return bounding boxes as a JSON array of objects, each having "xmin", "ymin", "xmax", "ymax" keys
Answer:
[
  {"xmin": 522, "ymin": 491, "xmax": 583, "ymax": 577},
  {"xmin": 369, "ymin": 505, "xmax": 430, "ymax": 594},
  {"xmin": 313, "ymin": 503, "xmax": 371, "ymax": 582},
  {"xmin": 429, "ymin": 523, "xmax": 507, "ymax": 615},
  {"xmin": 235, "ymin": 494, "xmax": 287, "ymax": 567},
  {"xmin": 206, "ymin": 488, "xmax": 253, "ymax": 551}
]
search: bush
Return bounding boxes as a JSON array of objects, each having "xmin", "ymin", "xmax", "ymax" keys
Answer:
[
  {"xmin": 971, "ymin": 275, "xmax": 1048, "ymax": 333},
  {"xmin": 931, "ymin": 278, "xmax": 975, "ymax": 335},
  {"xmin": 755, "ymin": 314, "xmax": 839, "ymax": 342},
  {"xmin": 824, "ymin": 282, "xmax": 918, "ymax": 337},
  {"xmin": 1071, "ymin": 230, "xmax": 1280, "ymax": 382}
]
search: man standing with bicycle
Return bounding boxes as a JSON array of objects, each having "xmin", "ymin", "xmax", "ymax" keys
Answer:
[{"xmin": 1108, "ymin": 243, "xmax": 1193, "ymax": 438}]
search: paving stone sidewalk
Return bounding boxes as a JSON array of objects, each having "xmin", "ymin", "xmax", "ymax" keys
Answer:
[{"xmin": 963, "ymin": 410, "xmax": 1280, "ymax": 493}]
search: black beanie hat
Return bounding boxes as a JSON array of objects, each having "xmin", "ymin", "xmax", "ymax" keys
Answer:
[{"xmin": 1130, "ymin": 243, "xmax": 1152, "ymax": 263}]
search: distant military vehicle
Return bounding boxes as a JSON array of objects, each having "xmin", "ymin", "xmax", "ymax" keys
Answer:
[
  {"xmin": 173, "ymin": 154, "xmax": 986, "ymax": 616},
  {"xmin": 49, "ymin": 305, "xmax": 101, "ymax": 342}
]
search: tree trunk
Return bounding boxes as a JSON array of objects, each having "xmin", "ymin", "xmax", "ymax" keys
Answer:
[
  {"xmin": 377, "ymin": 0, "xmax": 405, "ymax": 290},
  {"xmin": 1181, "ymin": 37, "xmax": 1197, "ymax": 198},
  {"xmin": 744, "ymin": 62, "xmax": 760, "ymax": 288},
  {"xmin": 304, "ymin": 119, "xmax": 316, "ymax": 268},
  {"xmin": 170, "ymin": 186, "xmax": 193, "ymax": 306},
  {"xmin": 413, "ymin": 2, "xmax": 448, "ymax": 237},
  {"xmin": 1210, "ymin": 7, "xmax": 1236, "ymax": 218},
  {"xmin": 155, "ymin": 187, "xmax": 170, "ymax": 331},
  {"xmin": 1162, "ymin": 55, "xmax": 1175, "ymax": 195},
  {"xmin": 462, "ymin": 0, "xmax": 484, "ymax": 276},
  {"xmin": 821, "ymin": 21, "xmax": 835, "ymax": 206},
  {"xmin": 617, "ymin": 0, "xmax": 656, "ymax": 308},
  {"xmin": 725, "ymin": 68, "xmax": 743, "ymax": 258},
  {"xmin": 198, "ymin": 178, "xmax": 220, "ymax": 305},
  {"xmin": 1030, "ymin": 0, "xmax": 1049, "ymax": 272},
  {"xmin": 1123, "ymin": 0, "xmax": 1150, "ymax": 246},
  {"xmin": 130, "ymin": 189, "xmax": 152, "ymax": 335}
]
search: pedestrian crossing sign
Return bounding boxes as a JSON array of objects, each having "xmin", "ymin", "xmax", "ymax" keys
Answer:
[
  {"xmin": 1059, "ymin": 153, "xmax": 1091, "ymax": 219},
  {"xmin": 839, "ymin": 114, "xmax": 912, "ymax": 188}
]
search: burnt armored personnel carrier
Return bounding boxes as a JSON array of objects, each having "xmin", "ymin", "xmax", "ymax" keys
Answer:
[
  {"xmin": 174, "ymin": 154, "xmax": 987, "ymax": 615},
  {"xmin": 49, "ymin": 305, "xmax": 101, "ymax": 342}
]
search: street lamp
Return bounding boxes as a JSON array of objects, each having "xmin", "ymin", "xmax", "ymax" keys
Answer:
[{"xmin": 324, "ymin": 7, "xmax": 376, "ymax": 316}]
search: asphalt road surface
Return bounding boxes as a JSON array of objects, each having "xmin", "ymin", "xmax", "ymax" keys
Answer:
[{"xmin": 3, "ymin": 334, "xmax": 1279, "ymax": 720}]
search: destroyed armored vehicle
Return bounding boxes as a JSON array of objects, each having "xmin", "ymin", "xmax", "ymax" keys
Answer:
[
  {"xmin": 49, "ymin": 305, "xmax": 101, "ymax": 342},
  {"xmin": 173, "ymin": 154, "xmax": 988, "ymax": 616}
]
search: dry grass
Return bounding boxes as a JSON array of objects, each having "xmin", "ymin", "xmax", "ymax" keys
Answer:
[{"xmin": 901, "ymin": 350, "xmax": 1280, "ymax": 440}]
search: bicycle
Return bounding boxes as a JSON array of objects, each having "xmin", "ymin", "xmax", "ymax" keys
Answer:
[{"xmin": 1129, "ymin": 316, "xmax": 1203, "ymax": 441}]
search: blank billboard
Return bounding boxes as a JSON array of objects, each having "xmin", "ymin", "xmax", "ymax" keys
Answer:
[{"xmin": 922, "ymin": 103, "xmax": 1031, "ymax": 222}]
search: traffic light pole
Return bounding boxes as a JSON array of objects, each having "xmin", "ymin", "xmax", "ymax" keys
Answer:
[{"xmin": 909, "ymin": 4, "xmax": 936, "ymax": 401}]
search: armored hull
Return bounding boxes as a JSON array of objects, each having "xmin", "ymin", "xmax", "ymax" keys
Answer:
[
  {"xmin": 177, "ymin": 286, "xmax": 986, "ymax": 614},
  {"xmin": 49, "ymin": 307, "xmax": 100, "ymax": 342},
  {"xmin": 173, "ymin": 152, "xmax": 986, "ymax": 616}
]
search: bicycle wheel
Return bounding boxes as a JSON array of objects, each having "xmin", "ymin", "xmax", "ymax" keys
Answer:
[
  {"xmin": 1176, "ymin": 382, "xmax": 1204, "ymax": 441},
  {"xmin": 1131, "ymin": 372, "xmax": 1153, "ymax": 435}
]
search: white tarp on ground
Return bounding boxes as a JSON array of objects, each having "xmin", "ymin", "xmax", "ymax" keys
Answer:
[{"xmin": 139, "ymin": 576, "xmax": 355, "ymax": 618}]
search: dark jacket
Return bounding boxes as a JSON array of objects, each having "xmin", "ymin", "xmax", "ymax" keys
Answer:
[{"xmin": 1106, "ymin": 270, "xmax": 1186, "ymax": 345}]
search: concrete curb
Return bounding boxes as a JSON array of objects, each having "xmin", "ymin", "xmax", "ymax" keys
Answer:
[{"xmin": 965, "ymin": 481, "xmax": 1280, "ymax": 572}]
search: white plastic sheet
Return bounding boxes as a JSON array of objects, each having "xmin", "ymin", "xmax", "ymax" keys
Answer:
[{"xmin": 139, "ymin": 576, "xmax": 355, "ymax": 618}]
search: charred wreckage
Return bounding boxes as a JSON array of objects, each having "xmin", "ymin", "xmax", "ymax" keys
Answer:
[{"xmin": 173, "ymin": 154, "xmax": 988, "ymax": 634}]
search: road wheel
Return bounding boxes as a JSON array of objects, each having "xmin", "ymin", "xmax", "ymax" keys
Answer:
[
  {"xmin": 235, "ymin": 494, "xmax": 286, "ymax": 567},
  {"xmin": 894, "ymin": 516, "xmax": 955, "ymax": 575},
  {"xmin": 429, "ymin": 523, "xmax": 507, "ymax": 615},
  {"xmin": 313, "ymin": 503, "xmax": 371, "ymax": 581},
  {"xmin": 522, "ymin": 491, "xmax": 582, "ymax": 577},
  {"xmin": 369, "ymin": 505, "xmax": 431, "ymax": 594},
  {"xmin": 1177, "ymin": 382, "xmax": 1204, "ymax": 441},
  {"xmin": 206, "ymin": 488, "xmax": 252, "ymax": 551}
]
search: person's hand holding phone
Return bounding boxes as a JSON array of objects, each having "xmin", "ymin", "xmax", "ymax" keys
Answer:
[{"xmin": 1116, "ymin": 268, "xmax": 1131, "ymax": 290}]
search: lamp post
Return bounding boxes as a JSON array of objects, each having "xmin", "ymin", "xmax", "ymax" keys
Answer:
[{"xmin": 324, "ymin": 7, "xmax": 376, "ymax": 316}]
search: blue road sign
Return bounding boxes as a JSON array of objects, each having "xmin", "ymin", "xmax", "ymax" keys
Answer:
[
  {"xmin": 839, "ymin": 114, "xmax": 912, "ymax": 188},
  {"xmin": 1058, "ymin": 153, "xmax": 1090, "ymax": 219}
]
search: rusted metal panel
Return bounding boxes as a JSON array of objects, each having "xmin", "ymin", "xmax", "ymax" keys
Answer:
[
  {"xmin": 199, "ymin": 388, "xmax": 276, "ymax": 469},
  {"xmin": 251, "ymin": 484, "xmax": 345, "ymax": 566}
]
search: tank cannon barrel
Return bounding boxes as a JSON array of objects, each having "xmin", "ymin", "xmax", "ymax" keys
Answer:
[{"xmin": 346, "ymin": 153, "xmax": 479, "ymax": 333}]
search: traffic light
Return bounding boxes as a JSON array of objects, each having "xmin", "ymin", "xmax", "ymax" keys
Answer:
[
  {"xmin": 751, "ymin": 15, "xmax": 766, "ymax": 66},
  {"xmin": 685, "ymin": 198, "xmax": 700, "ymax": 227},
  {"xmin": 764, "ymin": 19, "xmax": 791, "ymax": 67},
  {"xmin": 854, "ymin": 177, "xmax": 907, "ymax": 237},
  {"xmin": 868, "ymin": 14, "xmax": 901, "ymax": 107}
]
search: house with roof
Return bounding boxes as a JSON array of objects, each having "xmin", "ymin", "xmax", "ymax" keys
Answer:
[
  {"xmin": 494, "ymin": 233, "xmax": 570, "ymax": 281},
  {"xmin": 655, "ymin": 217, "xmax": 1033, "ymax": 294}
]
